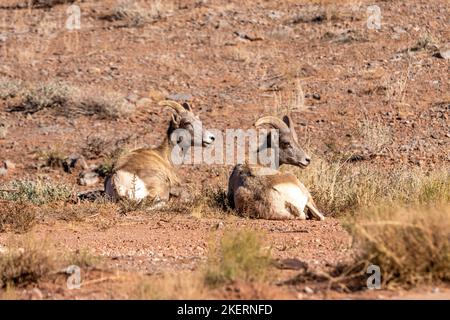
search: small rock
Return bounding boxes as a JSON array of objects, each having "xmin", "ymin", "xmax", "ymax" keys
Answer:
[
  {"xmin": 267, "ymin": 11, "xmax": 283, "ymax": 20},
  {"xmin": 0, "ymin": 167, "xmax": 7, "ymax": 176},
  {"xmin": 126, "ymin": 93, "xmax": 139, "ymax": 103},
  {"xmin": 234, "ymin": 31, "xmax": 263, "ymax": 41},
  {"xmin": 434, "ymin": 43, "xmax": 450, "ymax": 60},
  {"xmin": 276, "ymin": 258, "xmax": 308, "ymax": 270},
  {"xmin": 88, "ymin": 67, "xmax": 102, "ymax": 74},
  {"xmin": 0, "ymin": 123, "xmax": 7, "ymax": 139},
  {"xmin": 393, "ymin": 26, "xmax": 407, "ymax": 34},
  {"xmin": 215, "ymin": 19, "xmax": 230, "ymax": 30},
  {"xmin": 3, "ymin": 160, "xmax": 15, "ymax": 170},
  {"xmin": 431, "ymin": 287, "xmax": 440, "ymax": 294},
  {"xmin": 312, "ymin": 93, "xmax": 321, "ymax": 100},
  {"xmin": 63, "ymin": 154, "xmax": 88, "ymax": 173},
  {"xmin": 303, "ymin": 286, "xmax": 314, "ymax": 294},
  {"xmin": 215, "ymin": 222, "xmax": 225, "ymax": 230},
  {"xmin": 30, "ymin": 288, "xmax": 43, "ymax": 300},
  {"xmin": 78, "ymin": 171, "xmax": 100, "ymax": 186}
]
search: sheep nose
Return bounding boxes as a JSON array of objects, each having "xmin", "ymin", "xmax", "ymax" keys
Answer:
[
  {"xmin": 305, "ymin": 157, "xmax": 311, "ymax": 164},
  {"xmin": 210, "ymin": 135, "xmax": 215, "ymax": 141}
]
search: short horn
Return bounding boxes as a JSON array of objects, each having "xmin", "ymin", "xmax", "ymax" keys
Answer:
[
  {"xmin": 158, "ymin": 100, "xmax": 186, "ymax": 114},
  {"xmin": 255, "ymin": 116, "xmax": 290, "ymax": 132}
]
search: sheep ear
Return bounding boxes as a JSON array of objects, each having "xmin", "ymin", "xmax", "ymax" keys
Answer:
[
  {"xmin": 182, "ymin": 102, "xmax": 193, "ymax": 112},
  {"xmin": 282, "ymin": 115, "xmax": 299, "ymax": 143},
  {"xmin": 282, "ymin": 115, "xmax": 293, "ymax": 129}
]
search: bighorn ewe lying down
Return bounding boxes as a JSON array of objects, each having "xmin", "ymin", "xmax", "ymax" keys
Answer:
[
  {"xmin": 105, "ymin": 100, "xmax": 215, "ymax": 202},
  {"xmin": 227, "ymin": 115, "xmax": 324, "ymax": 220}
]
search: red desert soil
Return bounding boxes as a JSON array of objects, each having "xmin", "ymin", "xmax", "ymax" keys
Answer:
[{"xmin": 0, "ymin": 0, "xmax": 449, "ymax": 299}]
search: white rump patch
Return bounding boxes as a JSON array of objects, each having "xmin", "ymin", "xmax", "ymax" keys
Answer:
[
  {"xmin": 272, "ymin": 183, "xmax": 308, "ymax": 217},
  {"xmin": 109, "ymin": 170, "xmax": 149, "ymax": 201}
]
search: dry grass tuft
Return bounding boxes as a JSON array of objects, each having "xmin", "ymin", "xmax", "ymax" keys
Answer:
[
  {"xmin": 410, "ymin": 33, "xmax": 440, "ymax": 52},
  {"xmin": 0, "ymin": 0, "xmax": 75, "ymax": 9},
  {"xmin": 0, "ymin": 179, "xmax": 73, "ymax": 205},
  {"xmin": 357, "ymin": 119, "xmax": 392, "ymax": 154},
  {"xmin": 81, "ymin": 135, "xmax": 112, "ymax": 160},
  {"xmin": 345, "ymin": 204, "xmax": 450, "ymax": 287},
  {"xmin": 31, "ymin": 0, "xmax": 75, "ymax": 8},
  {"xmin": 289, "ymin": 159, "xmax": 450, "ymax": 216},
  {"xmin": 204, "ymin": 229, "xmax": 272, "ymax": 287},
  {"xmin": 134, "ymin": 272, "xmax": 208, "ymax": 300},
  {"xmin": 40, "ymin": 149, "xmax": 67, "ymax": 169},
  {"xmin": 0, "ymin": 202, "xmax": 36, "ymax": 234},
  {"xmin": 189, "ymin": 185, "xmax": 231, "ymax": 218},
  {"xmin": 4, "ymin": 81, "xmax": 134, "ymax": 119},
  {"xmin": 101, "ymin": 0, "xmax": 175, "ymax": 27},
  {"xmin": 0, "ymin": 77, "xmax": 23, "ymax": 100},
  {"xmin": 64, "ymin": 249, "xmax": 99, "ymax": 268},
  {"xmin": 72, "ymin": 88, "xmax": 135, "ymax": 119},
  {"xmin": 0, "ymin": 238, "xmax": 54, "ymax": 288}
]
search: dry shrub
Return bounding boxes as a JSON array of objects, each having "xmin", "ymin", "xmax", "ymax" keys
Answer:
[
  {"xmin": 72, "ymin": 88, "xmax": 135, "ymax": 119},
  {"xmin": 204, "ymin": 229, "xmax": 271, "ymax": 287},
  {"xmin": 410, "ymin": 33, "xmax": 440, "ymax": 52},
  {"xmin": 0, "ymin": 284, "xmax": 17, "ymax": 299},
  {"xmin": 43, "ymin": 200, "xmax": 118, "ymax": 223},
  {"xmin": 39, "ymin": 149, "xmax": 67, "ymax": 169},
  {"xmin": 0, "ymin": 180, "xmax": 73, "ymax": 205},
  {"xmin": 224, "ymin": 46, "xmax": 256, "ymax": 64},
  {"xmin": 189, "ymin": 185, "xmax": 230, "ymax": 218},
  {"xmin": 345, "ymin": 204, "xmax": 450, "ymax": 287},
  {"xmin": 81, "ymin": 135, "xmax": 113, "ymax": 160},
  {"xmin": 17, "ymin": 82, "xmax": 71, "ymax": 114},
  {"xmin": 0, "ymin": 202, "xmax": 36, "ymax": 234},
  {"xmin": 0, "ymin": 77, "xmax": 23, "ymax": 99},
  {"xmin": 31, "ymin": 0, "xmax": 75, "ymax": 8},
  {"xmin": 0, "ymin": 0, "xmax": 74, "ymax": 9},
  {"xmin": 101, "ymin": 0, "xmax": 175, "ymax": 27},
  {"xmin": 289, "ymin": 159, "xmax": 450, "ymax": 216},
  {"xmin": 64, "ymin": 249, "xmax": 99, "ymax": 268},
  {"xmin": 0, "ymin": 238, "xmax": 54, "ymax": 288},
  {"xmin": 5, "ymin": 81, "xmax": 134, "ymax": 119},
  {"xmin": 357, "ymin": 119, "xmax": 392, "ymax": 154},
  {"xmin": 134, "ymin": 272, "xmax": 208, "ymax": 300}
]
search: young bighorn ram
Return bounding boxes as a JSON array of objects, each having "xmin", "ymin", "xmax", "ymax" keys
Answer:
[
  {"xmin": 105, "ymin": 100, "xmax": 215, "ymax": 203},
  {"xmin": 227, "ymin": 115, "xmax": 324, "ymax": 220}
]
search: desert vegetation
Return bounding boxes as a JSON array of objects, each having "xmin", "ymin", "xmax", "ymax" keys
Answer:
[{"xmin": 0, "ymin": 78, "xmax": 134, "ymax": 119}]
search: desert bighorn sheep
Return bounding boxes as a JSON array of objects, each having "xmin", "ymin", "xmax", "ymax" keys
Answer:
[
  {"xmin": 105, "ymin": 100, "xmax": 215, "ymax": 203},
  {"xmin": 227, "ymin": 115, "xmax": 324, "ymax": 220}
]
